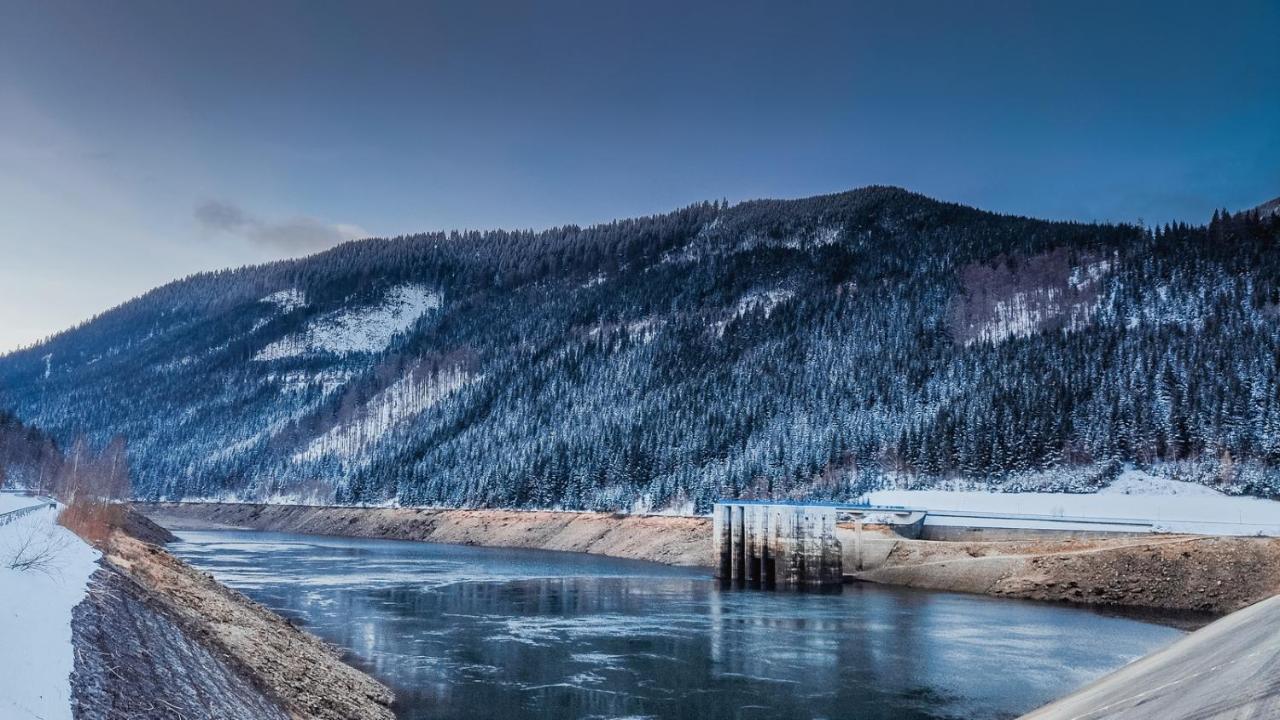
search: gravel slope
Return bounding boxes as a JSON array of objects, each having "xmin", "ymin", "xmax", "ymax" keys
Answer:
[
  {"xmin": 71, "ymin": 565, "xmax": 291, "ymax": 720},
  {"xmin": 75, "ymin": 532, "xmax": 396, "ymax": 720}
]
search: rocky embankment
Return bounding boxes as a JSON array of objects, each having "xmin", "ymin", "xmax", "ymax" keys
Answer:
[
  {"xmin": 72, "ymin": 564, "xmax": 292, "ymax": 720},
  {"xmin": 146, "ymin": 502, "xmax": 713, "ymax": 566},
  {"xmin": 72, "ymin": 515, "xmax": 395, "ymax": 720},
  {"xmin": 848, "ymin": 529, "xmax": 1280, "ymax": 615}
]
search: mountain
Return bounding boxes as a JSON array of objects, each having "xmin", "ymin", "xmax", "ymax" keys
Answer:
[
  {"xmin": 1256, "ymin": 196, "xmax": 1280, "ymax": 219},
  {"xmin": 2, "ymin": 186, "xmax": 1279, "ymax": 511}
]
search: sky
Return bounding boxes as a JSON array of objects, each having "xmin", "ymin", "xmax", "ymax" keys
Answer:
[{"xmin": 1, "ymin": 1, "xmax": 1278, "ymax": 353}]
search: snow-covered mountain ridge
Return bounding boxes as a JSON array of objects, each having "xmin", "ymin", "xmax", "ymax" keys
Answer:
[{"xmin": 1, "ymin": 186, "xmax": 1278, "ymax": 511}]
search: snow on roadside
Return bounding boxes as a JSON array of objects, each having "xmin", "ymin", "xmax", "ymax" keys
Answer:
[
  {"xmin": 0, "ymin": 505, "xmax": 99, "ymax": 720},
  {"xmin": 0, "ymin": 493, "xmax": 34, "ymax": 514},
  {"xmin": 866, "ymin": 469, "xmax": 1280, "ymax": 536}
]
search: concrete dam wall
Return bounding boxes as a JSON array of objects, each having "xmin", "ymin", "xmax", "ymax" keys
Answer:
[{"xmin": 713, "ymin": 503, "xmax": 844, "ymax": 589}]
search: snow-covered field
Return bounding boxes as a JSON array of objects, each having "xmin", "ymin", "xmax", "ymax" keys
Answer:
[
  {"xmin": 0, "ymin": 501, "xmax": 99, "ymax": 720},
  {"xmin": 867, "ymin": 469, "xmax": 1280, "ymax": 536}
]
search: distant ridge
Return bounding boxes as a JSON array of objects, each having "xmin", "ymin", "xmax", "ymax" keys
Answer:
[
  {"xmin": 1256, "ymin": 196, "xmax": 1280, "ymax": 218},
  {"xmin": 1, "ymin": 186, "xmax": 1279, "ymax": 511}
]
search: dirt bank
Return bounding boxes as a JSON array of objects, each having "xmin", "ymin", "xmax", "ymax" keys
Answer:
[
  {"xmin": 146, "ymin": 502, "xmax": 714, "ymax": 567},
  {"xmin": 850, "ymin": 529, "xmax": 1280, "ymax": 615},
  {"xmin": 80, "ymin": 530, "xmax": 395, "ymax": 720},
  {"xmin": 72, "ymin": 564, "xmax": 292, "ymax": 720}
]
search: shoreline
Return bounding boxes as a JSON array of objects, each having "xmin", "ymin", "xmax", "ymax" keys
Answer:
[
  {"xmin": 141, "ymin": 501, "xmax": 1280, "ymax": 719},
  {"xmin": 74, "ymin": 515, "xmax": 396, "ymax": 720},
  {"xmin": 144, "ymin": 501, "xmax": 714, "ymax": 567},
  {"xmin": 145, "ymin": 502, "xmax": 1280, "ymax": 615}
]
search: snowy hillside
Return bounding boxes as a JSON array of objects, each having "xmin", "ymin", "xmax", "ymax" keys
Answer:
[{"xmin": 1, "ymin": 186, "xmax": 1278, "ymax": 511}]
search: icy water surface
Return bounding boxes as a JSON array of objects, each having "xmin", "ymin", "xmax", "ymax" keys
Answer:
[{"xmin": 170, "ymin": 530, "xmax": 1181, "ymax": 720}]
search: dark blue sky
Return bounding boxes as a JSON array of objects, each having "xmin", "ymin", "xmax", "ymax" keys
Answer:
[{"xmin": 1, "ymin": 1, "xmax": 1278, "ymax": 349}]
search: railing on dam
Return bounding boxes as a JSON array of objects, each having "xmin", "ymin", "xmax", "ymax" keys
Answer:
[{"xmin": 712, "ymin": 502, "xmax": 844, "ymax": 590}]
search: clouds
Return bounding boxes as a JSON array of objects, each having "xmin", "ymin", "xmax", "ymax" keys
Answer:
[{"xmin": 194, "ymin": 200, "xmax": 368, "ymax": 254}]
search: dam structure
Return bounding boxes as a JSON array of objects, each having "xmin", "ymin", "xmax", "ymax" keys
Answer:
[
  {"xmin": 712, "ymin": 502, "xmax": 845, "ymax": 589},
  {"xmin": 712, "ymin": 499, "xmax": 1167, "ymax": 590}
]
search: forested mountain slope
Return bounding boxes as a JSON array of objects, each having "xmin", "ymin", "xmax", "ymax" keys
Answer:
[{"xmin": 2, "ymin": 187, "xmax": 1278, "ymax": 511}]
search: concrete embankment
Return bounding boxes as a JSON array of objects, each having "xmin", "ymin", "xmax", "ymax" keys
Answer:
[
  {"xmin": 74, "ymin": 524, "xmax": 395, "ymax": 720},
  {"xmin": 145, "ymin": 502, "xmax": 714, "ymax": 567},
  {"xmin": 1022, "ymin": 593, "xmax": 1280, "ymax": 719}
]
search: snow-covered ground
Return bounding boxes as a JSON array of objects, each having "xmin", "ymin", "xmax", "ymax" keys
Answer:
[
  {"xmin": 255, "ymin": 284, "xmax": 441, "ymax": 360},
  {"xmin": 866, "ymin": 469, "xmax": 1280, "ymax": 536},
  {"xmin": 0, "ymin": 493, "xmax": 35, "ymax": 514},
  {"xmin": 0, "ymin": 503, "xmax": 99, "ymax": 720},
  {"xmin": 713, "ymin": 289, "xmax": 795, "ymax": 336},
  {"xmin": 261, "ymin": 288, "xmax": 307, "ymax": 313}
]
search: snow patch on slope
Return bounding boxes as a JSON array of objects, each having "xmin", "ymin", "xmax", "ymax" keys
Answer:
[
  {"xmin": 1099, "ymin": 471, "xmax": 1224, "ymax": 497},
  {"xmin": 955, "ymin": 255, "xmax": 1112, "ymax": 346},
  {"xmin": 0, "ymin": 505, "xmax": 99, "ymax": 720},
  {"xmin": 261, "ymin": 289, "xmax": 307, "ymax": 312},
  {"xmin": 293, "ymin": 367, "xmax": 474, "ymax": 465},
  {"xmin": 967, "ymin": 287, "xmax": 1097, "ymax": 345},
  {"xmin": 714, "ymin": 289, "xmax": 794, "ymax": 336},
  {"xmin": 255, "ymin": 284, "xmax": 440, "ymax": 361},
  {"xmin": 663, "ymin": 221, "xmax": 841, "ymax": 264},
  {"xmin": 586, "ymin": 317, "xmax": 662, "ymax": 346},
  {"xmin": 271, "ymin": 369, "xmax": 353, "ymax": 396}
]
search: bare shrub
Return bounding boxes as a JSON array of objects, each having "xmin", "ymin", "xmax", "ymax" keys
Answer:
[
  {"xmin": 54, "ymin": 436, "xmax": 132, "ymax": 546},
  {"xmin": 2, "ymin": 511, "xmax": 70, "ymax": 576}
]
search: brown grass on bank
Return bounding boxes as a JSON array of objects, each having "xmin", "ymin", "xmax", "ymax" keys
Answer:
[
  {"xmin": 58, "ymin": 499, "xmax": 127, "ymax": 546},
  {"xmin": 52, "ymin": 436, "xmax": 132, "ymax": 546}
]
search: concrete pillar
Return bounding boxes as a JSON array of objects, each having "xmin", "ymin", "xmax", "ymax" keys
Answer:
[
  {"xmin": 713, "ymin": 503, "xmax": 732, "ymax": 582},
  {"xmin": 746, "ymin": 505, "xmax": 762, "ymax": 587},
  {"xmin": 731, "ymin": 504, "xmax": 746, "ymax": 587},
  {"xmin": 853, "ymin": 516, "xmax": 864, "ymax": 572},
  {"xmin": 779, "ymin": 506, "xmax": 806, "ymax": 590},
  {"xmin": 820, "ymin": 508, "xmax": 843, "ymax": 587},
  {"xmin": 759, "ymin": 506, "xmax": 773, "ymax": 589}
]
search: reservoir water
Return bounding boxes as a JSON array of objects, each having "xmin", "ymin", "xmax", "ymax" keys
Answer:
[{"xmin": 170, "ymin": 530, "xmax": 1182, "ymax": 720}]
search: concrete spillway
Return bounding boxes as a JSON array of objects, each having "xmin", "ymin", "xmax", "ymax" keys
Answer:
[{"xmin": 713, "ymin": 503, "xmax": 843, "ymax": 590}]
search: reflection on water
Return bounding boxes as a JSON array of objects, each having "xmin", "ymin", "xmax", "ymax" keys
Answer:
[{"xmin": 170, "ymin": 530, "xmax": 1182, "ymax": 720}]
